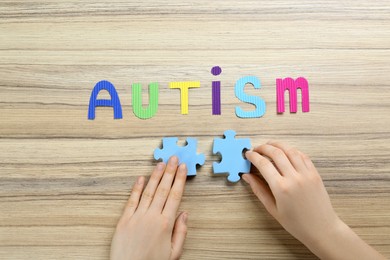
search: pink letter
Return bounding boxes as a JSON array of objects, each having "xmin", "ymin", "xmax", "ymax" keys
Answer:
[{"xmin": 276, "ymin": 77, "xmax": 310, "ymax": 113}]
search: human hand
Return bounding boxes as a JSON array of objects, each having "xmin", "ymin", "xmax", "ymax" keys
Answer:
[
  {"xmin": 243, "ymin": 141, "xmax": 385, "ymax": 259},
  {"xmin": 243, "ymin": 141, "xmax": 340, "ymax": 247},
  {"xmin": 110, "ymin": 156, "xmax": 188, "ymax": 260}
]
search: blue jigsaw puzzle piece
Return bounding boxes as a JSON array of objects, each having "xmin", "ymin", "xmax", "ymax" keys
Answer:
[
  {"xmin": 213, "ymin": 130, "xmax": 251, "ymax": 182},
  {"xmin": 154, "ymin": 137, "xmax": 205, "ymax": 176}
]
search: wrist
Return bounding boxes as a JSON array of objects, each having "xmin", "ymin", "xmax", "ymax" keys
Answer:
[
  {"xmin": 303, "ymin": 217, "xmax": 349, "ymax": 257},
  {"xmin": 302, "ymin": 218, "xmax": 385, "ymax": 260}
]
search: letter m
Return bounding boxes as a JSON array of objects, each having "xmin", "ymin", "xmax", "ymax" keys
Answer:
[{"xmin": 276, "ymin": 77, "xmax": 310, "ymax": 113}]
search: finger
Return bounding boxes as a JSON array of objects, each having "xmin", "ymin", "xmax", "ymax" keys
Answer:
[
  {"xmin": 163, "ymin": 163, "xmax": 187, "ymax": 219},
  {"xmin": 137, "ymin": 162, "xmax": 166, "ymax": 212},
  {"xmin": 171, "ymin": 212, "xmax": 188, "ymax": 260},
  {"xmin": 268, "ymin": 141, "xmax": 308, "ymax": 173},
  {"xmin": 242, "ymin": 173, "xmax": 277, "ymax": 217},
  {"xmin": 150, "ymin": 156, "xmax": 179, "ymax": 212},
  {"xmin": 254, "ymin": 144, "xmax": 296, "ymax": 177},
  {"xmin": 123, "ymin": 176, "xmax": 145, "ymax": 218},
  {"xmin": 245, "ymin": 151, "xmax": 282, "ymax": 188},
  {"xmin": 300, "ymin": 151, "xmax": 317, "ymax": 173}
]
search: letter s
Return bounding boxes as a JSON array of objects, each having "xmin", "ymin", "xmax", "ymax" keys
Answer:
[{"xmin": 235, "ymin": 76, "xmax": 266, "ymax": 118}]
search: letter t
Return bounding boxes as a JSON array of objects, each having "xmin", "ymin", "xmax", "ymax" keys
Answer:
[{"xmin": 169, "ymin": 81, "xmax": 200, "ymax": 114}]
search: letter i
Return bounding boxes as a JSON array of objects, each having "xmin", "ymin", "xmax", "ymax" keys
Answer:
[{"xmin": 211, "ymin": 66, "xmax": 222, "ymax": 115}]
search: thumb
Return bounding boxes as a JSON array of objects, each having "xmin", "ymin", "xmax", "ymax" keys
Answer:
[
  {"xmin": 170, "ymin": 211, "xmax": 188, "ymax": 260},
  {"xmin": 242, "ymin": 173, "xmax": 277, "ymax": 218}
]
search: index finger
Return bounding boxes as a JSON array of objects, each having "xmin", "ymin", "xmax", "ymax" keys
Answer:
[
  {"xmin": 150, "ymin": 156, "xmax": 179, "ymax": 212},
  {"xmin": 162, "ymin": 163, "xmax": 188, "ymax": 219},
  {"xmin": 245, "ymin": 150, "xmax": 282, "ymax": 189}
]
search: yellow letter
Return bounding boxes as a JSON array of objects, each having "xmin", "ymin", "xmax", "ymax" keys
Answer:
[{"xmin": 169, "ymin": 81, "xmax": 200, "ymax": 114}]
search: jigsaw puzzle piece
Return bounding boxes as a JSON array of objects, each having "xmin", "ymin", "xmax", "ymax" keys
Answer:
[
  {"xmin": 180, "ymin": 138, "xmax": 205, "ymax": 175},
  {"xmin": 154, "ymin": 137, "xmax": 179, "ymax": 162},
  {"xmin": 213, "ymin": 130, "xmax": 251, "ymax": 182},
  {"xmin": 154, "ymin": 137, "xmax": 205, "ymax": 176}
]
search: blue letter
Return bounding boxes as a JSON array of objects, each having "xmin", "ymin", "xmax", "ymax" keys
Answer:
[
  {"xmin": 88, "ymin": 80, "xmax": 123, "ymax": 120},
  {"xmin": 235, "ymin": 76, "xmax": 266, "ymax": 118}
]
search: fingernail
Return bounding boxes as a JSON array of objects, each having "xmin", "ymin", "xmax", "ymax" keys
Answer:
[
  {"xmin": 169, "ymin": 156, "xmax": 178, "ymax": 165},
  {"xmin": 242, "ymin": 174, "xmax": 249, "ymax": 184},
  {"xmin": 136, "ymin": 176, "xmax": 143, "ymax": 185},
  {"xmin": 157, "ymin": 162, "xmax": 165, "ymax": 170},
  {"xmin": 180, "ymin": 163, "xmax": 187, "ymax": 171},
  {"xmin": 182, "ymin": 212, "xmax": 188, "ymax": 224}
]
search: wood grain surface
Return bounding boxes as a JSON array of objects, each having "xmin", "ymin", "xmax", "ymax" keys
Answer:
[{"xmin": 1, "ymin": 1, "xmax": 389, "ymax": 259}]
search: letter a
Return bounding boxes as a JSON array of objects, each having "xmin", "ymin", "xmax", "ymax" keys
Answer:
[{"xmin": 88, "ymin": 80, "xmax": 122, "ymax": 120}]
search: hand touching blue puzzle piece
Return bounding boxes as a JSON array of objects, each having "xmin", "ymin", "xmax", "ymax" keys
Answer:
[
  {"xmin": 154, "ymin": 137, "xmax": 205, "ymax": 176},
  {"xmin": 213, "ymin": 130, "xmax": 251, "ymax": 182}
]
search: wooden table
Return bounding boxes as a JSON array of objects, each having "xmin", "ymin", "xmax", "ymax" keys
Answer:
[{"xmin": 1, "ymin": 1, "xmax": 389, "ymax": 259}]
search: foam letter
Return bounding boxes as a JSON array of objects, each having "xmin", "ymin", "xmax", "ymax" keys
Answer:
[
  {"xmin": 276, "ymin": 77, "xmax": 310, "ymax": 113},
  {"xmin": 169, "ymin": 81, "xmax": 200, "ymax": 114},
  {"xmin": 88, "ymin": 80, "xmax": 122, "ymax": 120},
  {"xmin": 211, "ymin": 66, "xmax": 222, "ymax": 115},
  {"xmin": 235, "ymin": 76, "xmax": 266, "ymax": 118},
  {"xmin": 132, "ymin": 83, "xmax": 159, "ymax": 119}
]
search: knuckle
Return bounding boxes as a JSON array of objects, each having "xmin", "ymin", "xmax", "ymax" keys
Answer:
[
  {"xmin": 271, "ymin": 141, "xmax": 283, "ymax": 147},
  {"xmin": 161, "ymin": 217, "xmax": 172, "ymax": 231},
  {"xmin": 286, "ymin": 148, "xmax": 300, "ymax": 158},
  {"xmin": 131, "ymin": 186, "xmax": 142, "ymax": 195},
  {"xmin": 142, "ymin": 190, "xmax": 154, "ymax": 201},
  {"xmin": 254, "ymin": 144, "xmax": 267, "ymax": 153},
  {"xmin": 301, "ymin": 153, "xmax": 310, "ymax": 161},
  {"xmin": 165, "ymin": 165, "xmax": 177, "ymax": 174},
  {"xmin": 271, "ymin": 148, "xmax": 284, "ymax": 159},
  {"xmin": 258, "ymin": 157, "xmax": 272, "ymax": 168},
  {"xmin": 157, "ymin": 187, "xmax": 170, "ymax": 198},
  {"xmin": 310, "ymin": 172, "xmax": 322, "ymax": 183},
  {"xmin": 150, "ymin": 173, "xmax": 162, "ymax": 182},
  {"xmin": 278, "ymin": 181, "xmax": 290, "ymax": 194},
  {"xmin": 127, "ymin": 198, "xmax": 138, "ymax": 209},
  {"xmin": 170, "ymin": 190, "xmax": 182, "ymax": 201}
]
